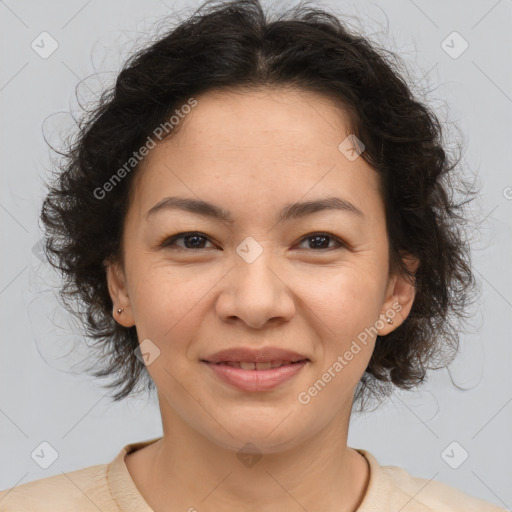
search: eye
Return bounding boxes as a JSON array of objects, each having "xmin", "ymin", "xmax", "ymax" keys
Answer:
[
  {"xmin": 160, "ymin": 231, "xmax": 346, "ymax": 251},
  {"xmin": 160, "ymin": 232, "xmax": 215, "ymax": 250},
  {"xmin": 296, "ymin": 232, "xmax": 346, "ymax": 251}
]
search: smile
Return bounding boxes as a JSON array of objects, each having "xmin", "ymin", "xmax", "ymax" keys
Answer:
[
  {"xmin": 212, "ymin": 359, "xmax": 307, "ymax": 370},
  {"xmin": 203, "ymin": 360, "xmax": 309, "ymax": 392}
]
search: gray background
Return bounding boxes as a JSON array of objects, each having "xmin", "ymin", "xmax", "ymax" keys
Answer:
[{"xmin": 1, "ymin": 0, "xmax": 511, "ymax": 509}]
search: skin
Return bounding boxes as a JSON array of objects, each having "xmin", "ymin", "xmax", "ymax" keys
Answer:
[{"xmin": 106, "ymin": 87, "xmax": 419, "ymax": 512}]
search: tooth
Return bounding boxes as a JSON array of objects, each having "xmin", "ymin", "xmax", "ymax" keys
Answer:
[
  {"xmin": 255, "ymin": 362, "xmax": 272, "ymax": 370},
  {"xmin": 240, "ymin": 362, "xmax": 256, "ymax": 370},
  {"xmin": 226, "ymin": 361, "xmax": 241, "ymax": 368},
  {"xmin": 270, "ymin": 360, "xmax": 283, "ymax": 368}
]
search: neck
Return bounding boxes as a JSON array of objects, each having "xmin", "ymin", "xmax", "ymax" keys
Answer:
[{"xmin": 126, "ymin": 406, "xmax": 370, "ymax": 512}]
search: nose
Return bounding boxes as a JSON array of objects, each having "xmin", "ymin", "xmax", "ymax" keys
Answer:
[{"xmin": 215, "ymin": 251, "xmax": 295, "ymax": 329}]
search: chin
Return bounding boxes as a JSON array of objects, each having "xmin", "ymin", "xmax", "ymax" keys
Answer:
[{"xmin": 200, "ymin": 415, "xmax": 314, "ymax": 455}]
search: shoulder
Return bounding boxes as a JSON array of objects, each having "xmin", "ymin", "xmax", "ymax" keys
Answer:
[
  {"xmin": 356, "ymin": 449, "xmax": 506, "ymax": 512},
  {"xmin": 0, "ymin": 463, "xmax": 111, "ymax": 512},
  {"xmin": 381, "ymin": 463, "xmax": 506, "ymax": 511}
]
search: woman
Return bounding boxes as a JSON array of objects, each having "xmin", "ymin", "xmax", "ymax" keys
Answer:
[{"xmin": 0, "ymin": 0, "xmax": 505, "ymax": 510}]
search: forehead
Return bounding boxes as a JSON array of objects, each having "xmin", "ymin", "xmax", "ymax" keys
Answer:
[
  {"xmin": 129, "ymin": 87, "xmax": 382, "ymax": 222},
  {"xmin": 170, "ymin": 87, "xmax": 353, "ymax": 154}
]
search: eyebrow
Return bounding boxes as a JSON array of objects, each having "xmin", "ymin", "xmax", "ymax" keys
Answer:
[{"xmin": 145, "ymin": 195, "xmax": 364, "ymax": 223}]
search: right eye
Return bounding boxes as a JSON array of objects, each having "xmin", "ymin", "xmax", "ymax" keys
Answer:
[{"xmin": 160, "ymin": 231, "xmax": 216, "ymax": 250}]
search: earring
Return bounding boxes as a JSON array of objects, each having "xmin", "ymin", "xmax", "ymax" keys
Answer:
[
  {"xmin": 387, "ymin": 302, "xmax": 402, "ymax": 325},
  {"xmin": 117, "ymin": 307, "xmax": 124, "ymax": 314}
]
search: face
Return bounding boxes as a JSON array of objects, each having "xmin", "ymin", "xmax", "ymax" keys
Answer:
[{"xmin": 107, "ymin": 87, "xmax": 417, "ymax": 453}]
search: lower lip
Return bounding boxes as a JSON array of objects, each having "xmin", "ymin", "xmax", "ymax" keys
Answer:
[{"xmin": 203, "ymin": 361, "xmax": 308, "ymax": 392}]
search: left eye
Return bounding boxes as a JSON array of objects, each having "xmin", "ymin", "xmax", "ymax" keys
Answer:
[
  {"xmin": 160, "ymin": 232, "xmax": 345, "ymax": 251},
  {"xmin": 296, "ymin": 232, "xmax": 345, "ymax": 250}
]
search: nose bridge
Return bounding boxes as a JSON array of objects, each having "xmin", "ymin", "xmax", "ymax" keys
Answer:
[
  {"xmin": 234, "ymin": 235, "xmax": 280, "ymax": 296},
  {"xmin": 218, "ymin": 236, "xmax": 294, "ymax": 327}
]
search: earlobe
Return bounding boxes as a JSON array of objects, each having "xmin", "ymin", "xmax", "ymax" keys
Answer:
[{"xmin": 105, "ymin": 260, "xmax": 135, "ymax": 327}]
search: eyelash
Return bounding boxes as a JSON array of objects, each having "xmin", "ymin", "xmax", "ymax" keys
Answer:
[{"xmin": 160, "ymin": 231, "xmax": 347, "ymax": 251}]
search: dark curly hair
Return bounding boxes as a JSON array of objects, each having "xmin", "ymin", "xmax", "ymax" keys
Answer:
[{"xmin": 40, "ymin": 0, "xmax": 479, "ymax": 409}]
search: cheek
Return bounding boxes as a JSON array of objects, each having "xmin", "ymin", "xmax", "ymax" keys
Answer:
[
  {"xmin": 127, "ymin": 262, "xmax": 220, "ymax": 349},
  {"xmin": 126, "ymin": 263, "xmax": 181, "ymax": 331},
  {"xmin": 293, "ymin": 263, "xmax": 384, "ymax": 337}
]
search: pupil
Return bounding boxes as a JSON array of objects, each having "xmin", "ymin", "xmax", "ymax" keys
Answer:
[
  {"xmin": 310, "ymin": 235, "xmax": 329, "ymax": 249},
  {"xmin": 186, "ymin": 234, "xmax": 205, "ymax": 248}
]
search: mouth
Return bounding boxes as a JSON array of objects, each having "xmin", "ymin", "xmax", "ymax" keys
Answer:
[
  {"xmin": 200, "ymin": 347, "xmax": 310, "ymax": 391},
  {"xmin": 206, "ymin": 359, "xmax": 309, "ymax": 370},
  {"xmin": 202, "ymin": 346, "xmax": 309, "ymax": 366},
  {"xmin": 201, "ymin": 359, "xmax": 310, "ymax": 392}
]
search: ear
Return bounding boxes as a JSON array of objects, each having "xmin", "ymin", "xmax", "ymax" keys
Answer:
[
  {"xmin": 105, "ymin": 258, "xmax": 135, "ymax": 328},
  {"xmin": 377, "ymin": 253, "xmax": 420, "ymax": 335}
]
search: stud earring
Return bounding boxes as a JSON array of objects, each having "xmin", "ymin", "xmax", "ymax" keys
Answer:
[
  {"xmin": 117, "ymin": 307, "xmax": 124, "ymax": 314},
  {"xmin": 386, "ymin": 317, "xmax": 393, "ymax": 325}
]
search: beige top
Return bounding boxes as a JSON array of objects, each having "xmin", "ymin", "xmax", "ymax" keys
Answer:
[{"xmin": 0, "ymin": 437, "xmax": 506, "ymax": 511}]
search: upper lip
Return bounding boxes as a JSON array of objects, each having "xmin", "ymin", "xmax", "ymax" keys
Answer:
[{"xmin": 202, "ymin": 347, "xmax": 309, "ymax": 364}]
